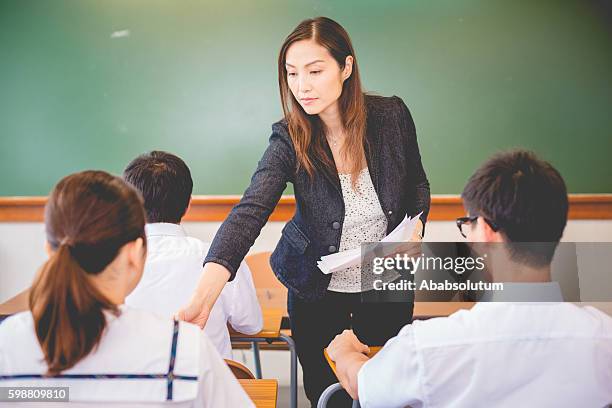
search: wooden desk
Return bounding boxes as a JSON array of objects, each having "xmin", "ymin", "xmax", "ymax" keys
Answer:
[
  {"xmin": 324, "ymin": 346, "xmax": 382, "ymax": 378},
  {"xmin": 231, "ymin": 308, "xmax": 297, "ymax": 408},
  {"xmin": 243, "ymin": 296, "xmax": 473, "ymax": 353},
  {"xmin": 239, "ymin": 379, "xmax": 278, "ymax": 408},
  {"xmin": 230, "ymin": 308, "xmax": 283, "ymax": 339},
  {"xmin": 413, "ymin": 301, "xmax": 475, "ymax": 319},
  {"xmin": 255, "ymin": 287, "xmax": 475, "ymax": 321}
]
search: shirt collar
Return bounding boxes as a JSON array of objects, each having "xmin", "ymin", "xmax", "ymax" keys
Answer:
[
  {"xmin": 479, "ymin": 281, "xmax": 563, "ymax": 302},
  {"xmin": 145, "ymin": 223, "xmax": 186, "ymax": 238}
]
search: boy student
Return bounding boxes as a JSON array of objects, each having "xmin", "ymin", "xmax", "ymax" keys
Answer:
[
  {"xmin": 326, "ymin": 150, "xmax": 612, "ymax": 407},
  {"xmin": 123, "ymin": 151, "xmax": 262, "ymax": 359}
]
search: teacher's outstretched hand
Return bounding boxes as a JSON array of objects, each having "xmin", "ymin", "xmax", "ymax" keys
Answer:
[{"xmin": 176, "ymin": 262, "xmax": 230, "ymax": 329}]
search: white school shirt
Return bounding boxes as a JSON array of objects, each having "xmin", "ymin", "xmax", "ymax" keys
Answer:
[
  {"xmin": 0, "ymin": 306, "xmax": 254, "ymax": 407},
  {"xmin": 357, "ymin": 283, "xmax": 612, "ymax": 408},
  {"xmin": 125, "ymin": 223, "xmax": 263, "ymax": 359}
]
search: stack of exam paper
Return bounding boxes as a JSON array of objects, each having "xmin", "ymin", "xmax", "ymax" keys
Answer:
[{"xmin": 316, "ymin": 212, "xmax": 422, "ymax": 275}]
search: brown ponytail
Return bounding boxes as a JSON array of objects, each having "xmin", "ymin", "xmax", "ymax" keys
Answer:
[{"xmin": 29, "ymin": 171, "xmax": 146, "ymax": 376}]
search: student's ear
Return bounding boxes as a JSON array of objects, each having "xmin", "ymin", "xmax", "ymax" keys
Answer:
[
  {"xmin": 122, "ymin": 237, "xmax": 145, "ymax": 292},
  {"xmin": 480, "ymin": 217, "xmax": 504, "ymax": 243},
  {"xmin": 186, "ymin": 196, "xmax": 192, "ymax": 216},
  {"xmin": 125, "ymin": 237, "xmax": 145, "ymax": 268},
  {"xmin": 342, "ymin": 56, "xmax": 353, "ymax": 82}
]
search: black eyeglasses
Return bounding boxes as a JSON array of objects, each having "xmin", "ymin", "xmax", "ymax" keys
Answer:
[{"xmin": 456, "ymin": 215, "xmax": 500, "ymax": 238}]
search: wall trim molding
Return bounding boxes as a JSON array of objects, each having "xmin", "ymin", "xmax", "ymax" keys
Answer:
[{"xmin": 1, "ymin": 194, "xmax": 611, "ymax": 222}]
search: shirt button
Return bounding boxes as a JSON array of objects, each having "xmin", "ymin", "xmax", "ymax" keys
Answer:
[
  {"xmin": 328, "ymin": 245, "xmax": 337, "ymax": 253},
  {"xmin": 388, "ymin": 210, "xmax": 393, "ymax": 215},
  {"xmin": 332, "ymin": 221, "xmax": 340, "ymax": 230}
]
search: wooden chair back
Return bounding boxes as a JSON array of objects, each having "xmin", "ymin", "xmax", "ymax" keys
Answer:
[
  {"xmin": 245, "ymin": 252, "xmax": 287, "ymax": 311},
  {"xmin": 225, "ymin": 359, "xmax": 256, "ymax": 379}
]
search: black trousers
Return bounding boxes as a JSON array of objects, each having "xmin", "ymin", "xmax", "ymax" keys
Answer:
[{"xmin": 287, "ymin": 290, "xmax": 413, "ymax": 407}]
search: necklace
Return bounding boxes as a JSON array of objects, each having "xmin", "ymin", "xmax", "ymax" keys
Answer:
[{"xmin": 326, "ymin": 131, "xmax": 342, "ymax": 149}]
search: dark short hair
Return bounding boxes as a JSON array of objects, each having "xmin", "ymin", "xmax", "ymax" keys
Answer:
[
  {"xmin": 123, "ymin": 151, "xmax": 193, "ymax": 223},
  {"xmin": 461, "ymin": 150, "xmax": 568, "ymax": 266}
]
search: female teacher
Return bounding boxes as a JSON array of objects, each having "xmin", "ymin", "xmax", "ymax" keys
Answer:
[{"xmin": 180, "ymin": 17, "xmax": 430, "ymax": 406}]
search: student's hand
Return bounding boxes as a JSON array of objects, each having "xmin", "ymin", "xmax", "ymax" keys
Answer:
[
  {"xmin": 175, "ymin": 262, "xmax": 230, "ymax": 329},
  {"xmin": 327, "ymin": 329, "xmax": 370, "ymax": 361}
]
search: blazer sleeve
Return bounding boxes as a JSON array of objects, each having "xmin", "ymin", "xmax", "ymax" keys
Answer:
[
  {"xmin": 394, "ymin": 96, "xmax": 431, "ymax": 233},
  {"xmin": 204, "ymin": 125, "xmax": 295, "ymax": 280}
]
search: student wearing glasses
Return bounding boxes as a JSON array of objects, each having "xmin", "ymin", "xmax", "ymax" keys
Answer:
[
  {"xmin": 0, "ymin": 171, "xmax": 253, "ymax": 407},
  {"xmin": 326, "ymin": 150, "xmax": 612, "ymax": 407},
  {"xmin": 178, "ymin": 16, "xmax": 430, "ymax": 406}
]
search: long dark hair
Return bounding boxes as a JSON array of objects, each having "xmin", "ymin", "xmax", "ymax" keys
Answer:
[
  {"xmin": 278, "ymin": 17, "xmax": 367, "ymax": 185},
  {"xmin": 30, "ymin": 170, "xmax": 146, "ymax": 375}
]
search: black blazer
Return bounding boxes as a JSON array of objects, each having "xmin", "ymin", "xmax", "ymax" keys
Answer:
[{"xmin": 205, "ymin": 95, "xmax": 430, "ymax": 301}]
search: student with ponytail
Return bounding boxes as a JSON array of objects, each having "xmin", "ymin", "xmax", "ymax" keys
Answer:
[{"xmin": 0, "ymin": 171, "xmax": 253, "ymax": 407}]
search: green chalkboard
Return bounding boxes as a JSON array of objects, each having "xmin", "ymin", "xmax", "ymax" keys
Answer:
[{"xmin": 1, "ymin": 0, "xmax": 611, "ymax": 195}]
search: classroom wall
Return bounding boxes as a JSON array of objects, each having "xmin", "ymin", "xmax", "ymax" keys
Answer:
[{"xmin": 2, "ymin": 219, "xmax": 612, "ymax": 303}]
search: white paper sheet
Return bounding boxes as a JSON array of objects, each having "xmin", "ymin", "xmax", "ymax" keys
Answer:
[{"xmin": 317, "ymin": 212, "xmax": 423, "ymax": 274}]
